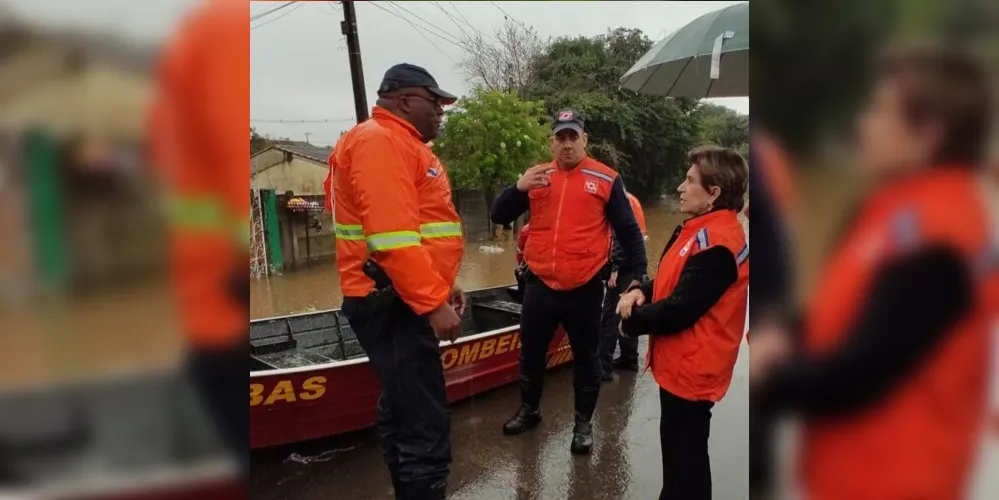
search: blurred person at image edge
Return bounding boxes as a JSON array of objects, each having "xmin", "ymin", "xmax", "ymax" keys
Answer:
[
  {"xmin": 616, "ymin": 146, "xmax": 750, "ymax": 500},
  {"xmin": 147, "ymin": 0, "xmax": 249, "ymax": 472},
  {"xmin": 750, "ymin": 45, "xmax": 999, "ymax": 500}
]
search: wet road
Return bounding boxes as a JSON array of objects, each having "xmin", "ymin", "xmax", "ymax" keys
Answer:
[
  {"xmin": 249, "ymin": 202, "xmax": 750, "ymax": 499},
  {"xmin": 250, "ymin": 338, "xmax": 749, "ymax": 500}
]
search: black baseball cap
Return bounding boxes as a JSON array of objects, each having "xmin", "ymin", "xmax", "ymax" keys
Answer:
[
  {"xmin": 377, "ymin": 63, "xmax": 458, "ymax": 105},
  {"xmin": 552, "ymin": 108, "xmax": 584, "ymax": 134}
]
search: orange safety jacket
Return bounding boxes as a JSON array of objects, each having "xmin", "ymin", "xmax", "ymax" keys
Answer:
[
  {"xmin": 646, "ymin": 209, "xmax": 749, "ymax": 402},
  {"xmin": 800, "ymin": 168, "xmax": 993, "ymax": 500},
  {"xmin": 330, "ymin": 107, "xmax": 464, "ymax": 314},
  {"xmin": 150, "ymin": 0, "xmax": 249, "ymax": 347},
  {"xmin": 626, "ymin": 192, "xmax": 647, "ymax": 236},
  {"xmin": 524, "ymin": 157, "xmax": 619, "ymax": 290}
]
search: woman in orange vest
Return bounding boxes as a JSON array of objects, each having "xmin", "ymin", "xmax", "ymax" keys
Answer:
[
  {"xmin": 616, "ymin": 146, "xmax": 749, "ymax": 500},
  {"xmin": 751, "ymin": 46, "xmax": 996, "ymax": 500}
]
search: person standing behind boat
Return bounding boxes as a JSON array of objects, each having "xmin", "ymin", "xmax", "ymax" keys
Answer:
[
  {"xmin": 617, "ymin": 146, "xmax": 749, "ymax": 500},
  {"xmin": 491, "ymin": 109, "xmax": 647, "ymax": 454},
  {"xmin": 599, "ymin": 191, "xmax": 647, "ymax": 381},
  {"xmin": 514, "ymin": 223, "xmax": 530, "ymax": 294},
  {"xmin": 331, "ymin": 63, "xmax": 465, "ymax": 500}
]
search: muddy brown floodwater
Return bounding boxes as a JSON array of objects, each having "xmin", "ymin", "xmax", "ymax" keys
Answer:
[
  {"xmin": 249, "ymin": 202, "xmax": 744, "ymax": 319},
  {"xmin": 249, "ymin": 202, "xmax": 750, "ymax": 500}
]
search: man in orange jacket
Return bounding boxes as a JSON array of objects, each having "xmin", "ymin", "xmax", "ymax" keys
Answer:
[
  {"xmin": 599, "ymin": 191, "xmax": 647, "ymax": 380},
  {"xmin": 331, "ymin": 63, "xmax": 464, "ymax": 500},
  {"xmin": 491, "ymin": 109, "xmax": 647, "ymax": 454},
  {"xmin": 149, "ymin": 0, "xmax": 248, "ymax": 472}
]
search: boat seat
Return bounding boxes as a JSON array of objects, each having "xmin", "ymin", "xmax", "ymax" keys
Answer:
[
  {"xmin": 255, "ymin": 349, "xmax": 337, "ymax": 369},
  {"xmin": 474, "ymin": 300, "xmax": 522, "ymax": 315}
]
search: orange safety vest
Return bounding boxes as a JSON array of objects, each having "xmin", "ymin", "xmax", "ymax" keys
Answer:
[
  {"xmin": 626, "ymin": 192, "xmax": 647, "ymax": 236},
  {"xmin": 151, "ymin": 0, "xmax": 249, "ymax": 347},
  {"xmin": 646, "ymin": 209, "xmax": 749, "ymax": 401},
  {"xmin": 331, "ymin": 107, "xmax": 464, "ymax": 314},
  {"xmin": 801, "ymin": 168, "xmax": 992, "ymax": 500},
  {"xmin": 524, "ymin": 157, "xmax": 619, "ymax": 291}
]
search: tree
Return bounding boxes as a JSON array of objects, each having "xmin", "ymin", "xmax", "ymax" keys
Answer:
[
  {"xmin": 457, "ymin": 18, "xmax": 548, "ymax": 99},
  {"xmin": 250, "ymin": 127, "xmax": 269, "ymax": 155},
  {"xmin": 525, "ymin": 28, "xmax": 703, "ymax": 200},
  {"xmin": 432, "ymin": 89, "xmax": 550, "ymax": 212},
  {"xmin": 696, "ymin": 104, "xmax": 749, "ymax": 156}
]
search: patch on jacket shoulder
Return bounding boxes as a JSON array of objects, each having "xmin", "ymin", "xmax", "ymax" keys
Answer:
[
  {"xmin": 583, "ymin": 179, "xmax": 598, "ymax": 194},
  {"xmin": 679, "ymin": 237, "xmax": 695, "ymax": 257}
]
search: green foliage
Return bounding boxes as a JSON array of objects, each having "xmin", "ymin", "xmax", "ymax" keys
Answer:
[
  {"xmin": 696, "ymin": 103, "xmax": 749, "ymax": 156},
  {"xmin": 432, "ymin": 89, "xmax": 551, "ymax": 193},
  {"xmin": 523, "ymin": 28, "xmax": 708, "ymax": 200}
]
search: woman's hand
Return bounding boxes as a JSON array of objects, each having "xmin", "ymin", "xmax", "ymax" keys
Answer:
[{"xmin": 616, "ymin": 289, "xmax": 646, "ymax": 319}]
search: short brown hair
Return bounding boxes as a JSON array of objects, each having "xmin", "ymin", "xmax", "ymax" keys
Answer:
[
  {"xmin": 688, "ymin": 146, "xmax": 748, "ymax": 212},
  {"xmin": 876, "ymin": 44, "xmax": 994, "ymax": 166}
]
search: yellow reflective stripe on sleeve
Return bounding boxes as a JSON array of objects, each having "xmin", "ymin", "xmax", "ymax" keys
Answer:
[
  {"xmin": 167, "ymin": 195, "xmax": 226, "ymax": 230},
  {"xmin": 335, "ymin": 223, "xmax": 365, "ymax": 241},
  {"xmin": 237, "ymin": 217, "xmax": 250, "ymax": 250},
  {"xmin": 419, "ymin": 221, "xmax": 462, "ymax": 238},
  {"xmin": 167, "ymin": 195, "xmax": 247, "ymax": 248},
  {"xmin": 366, "ymin": 231, "xmax": 422, "ymax": 252}
]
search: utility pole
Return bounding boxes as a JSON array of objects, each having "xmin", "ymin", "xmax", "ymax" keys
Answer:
[{"xmin": 341, "ymin": 1, "xmax": 368, "ymax": 123}]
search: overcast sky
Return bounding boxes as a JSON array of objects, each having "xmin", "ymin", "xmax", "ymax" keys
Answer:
[{"xmin": 3, "ymin": 0, "xmax": 749, "ymax": 147}]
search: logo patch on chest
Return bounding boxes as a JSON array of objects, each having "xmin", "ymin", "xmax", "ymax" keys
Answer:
[
  {"xmin": 583, "ymin": 180, "xmax": 598, "ymax": 194},
  {"xmin": 679, "ymin": 238, "xmax": 694, "ymax": 256}
]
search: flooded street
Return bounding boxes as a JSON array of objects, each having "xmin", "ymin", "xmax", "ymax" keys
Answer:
[
  {"xmin": 249, "ymin": 202, "xmax": 750, "ymax": 499},
  {"xmin": 250, "ymin": 202, "xmax": 721, "ymax": 319}
]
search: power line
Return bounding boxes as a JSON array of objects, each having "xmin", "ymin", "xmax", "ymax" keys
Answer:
[
  {"xmin": 432, "ymin": 2, "xmax": 473, "ymax": 40},
  {"xmin": 365, "ymin": 1, "xmax": 465, "ymax": 52},
  {"xmin": 384, "ymin": 1, "xmax": 466, "ymax": 47},
  {"xmin": 435, "ymin": 1, "xmax": 503, "ymax": 47},
  {"xmin": 251, "ymin": 2, "xmax": 303, "ymax": 30},
  {"xmin": 250, "ymin": 1, "xmax": 295, "ymax": 22},
  {"xmin": 384, "ymin": 3, "xmax": 456, "ymax": 63},
  {"xmin": 448, "ymin": 1, "xmax": 478, "ymax": 35},
  {"xmin": 487, "ymin": 1, "xmax": 544, "ymax": 45},
  {"xmin": 251, "ymin": 118, "xmax": 356, "ymax": 124}
]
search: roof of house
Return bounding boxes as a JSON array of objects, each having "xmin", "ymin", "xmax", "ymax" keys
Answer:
[{"xmin": 250, "ymin": 143, "xmax": 334, "ymax": 175}]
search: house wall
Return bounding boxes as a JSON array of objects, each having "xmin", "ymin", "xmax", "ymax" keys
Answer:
[{"xmin": 251, "ymin": 157, "xmax": 328, "ymax": 196}]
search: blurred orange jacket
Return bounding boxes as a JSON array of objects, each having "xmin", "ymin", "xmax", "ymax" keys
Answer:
[
  {"xmin": 150, "ymin": 0, "xmax": 249, "ymax": 347},
  {"xmin": 626, "ymin": 192, "xmax": 647, "ymax": 236},
  {"xmin": 646, "ymin": 209, "xmax": 749, "ymax": 402},
  {"xmin": 330, "ymin": 107, "xmax": 464, "ymax": 314},
  {"xmin": 802, "ymin": 169, "xmax": 992, "ymax": 500}
]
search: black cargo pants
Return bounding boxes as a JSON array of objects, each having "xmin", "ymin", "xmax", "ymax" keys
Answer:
[
  {"xmin": 599, "ymin": 280, "xmax": 639, "ymax": 374},
  {"xmin": 342, "ymin": 295, "xmax": 451, "ymax": 496},
  {"xmin": 518, "ymin": 272, "xmax": 604, "ymax": 422}
]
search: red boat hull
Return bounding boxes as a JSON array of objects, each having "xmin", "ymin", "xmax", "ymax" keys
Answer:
[{"xmin": 250, "ymin": 326, "xmax": 573, "ymax": 449}]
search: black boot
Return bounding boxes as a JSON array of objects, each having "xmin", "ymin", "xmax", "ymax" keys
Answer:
[
  {"xmin": 502, "ymin": 404, "xmax": 542, "ymax": 435},
  {"xmin": 388, "ymin": 463, "xmax": 404, "ymax": 499},
  {"xmin": 399, "ymin": 477, "xmax": 447, "ymax": 500},
  {"xmin": 570, "ymin": 420, "xmax": 593, "ymax": 455},
  {"xmin": 612, "ymin": 357, "xmax": 639, "ymax": 371}
]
